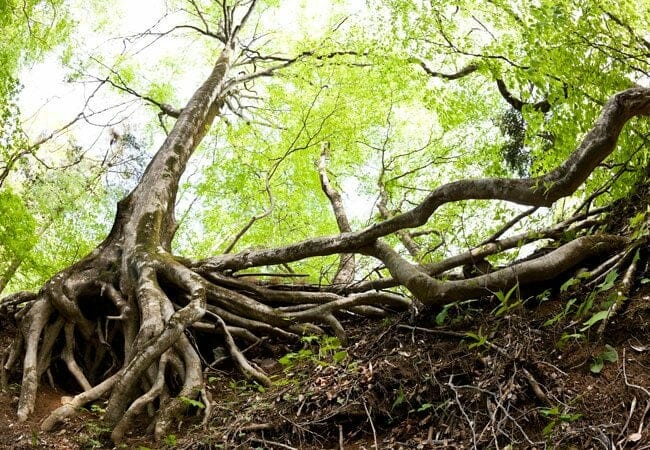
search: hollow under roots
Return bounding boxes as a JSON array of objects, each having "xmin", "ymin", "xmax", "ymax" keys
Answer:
[{"xmin": 0, "ymin": 246, "xmax": 407, "ymax": 443}]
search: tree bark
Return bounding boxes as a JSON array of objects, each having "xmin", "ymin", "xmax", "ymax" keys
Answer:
[{"xmin": 1, "ymin": 28, "xmax": 649, "ymax": 443}]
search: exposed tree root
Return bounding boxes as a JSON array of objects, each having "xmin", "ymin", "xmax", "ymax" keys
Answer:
[
  {"xmin": 0, "ymin": 17, "xmax": 648, "ymax": 441},
  {"xmin": 1, "ymin": 240, "xmax": 412, "ymax": 442},
  {"xmin": 0, "ymin": 226, "xmax": 636, "ymax": 442}
]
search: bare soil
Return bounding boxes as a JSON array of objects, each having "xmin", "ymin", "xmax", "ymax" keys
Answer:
[
  {"xmin": 1, "ymin": 183, "xmax": 649, "ymax": 449},
  {"xmin": 2, "ymin": 282, "xmax": 649, "ymax": 449}
]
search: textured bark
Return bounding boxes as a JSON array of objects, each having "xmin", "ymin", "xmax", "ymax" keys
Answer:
[
  {"xmin": 318, "ymin": 143, "xmax": 355, "ymax": 285},
  {"xmin": 367, "ymin": 235, "xmax": 629, "ymax": 305},
  {"xmin": 198, "ymin": 87, "xmax": 650, "ymax": 274},
  {"xmin": 1, "ymin": 27, "xmax": 648, "ymax": 443}
]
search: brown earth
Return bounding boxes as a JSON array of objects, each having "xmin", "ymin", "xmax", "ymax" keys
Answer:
[
  {"xmin": 1, "ymin": 281, "xmax": 649, "ymax": 449},
  {"xmin": 1, "ymin": 184, "xmax": 649, "ymax": 449}
]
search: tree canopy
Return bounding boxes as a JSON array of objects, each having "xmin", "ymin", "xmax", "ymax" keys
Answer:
[{"xmin": 1, "ymin": 0, "xmax": 649, "ymax": 446}]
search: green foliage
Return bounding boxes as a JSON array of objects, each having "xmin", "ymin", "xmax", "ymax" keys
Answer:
[
  {"xmin": 0, "ymin": 160, "xmax": 114, "ymax": 293},
  {"xmin": 89, "ymin": 403, "xmax": 106, "ymax": 415},
  {"xmin": 178, "ymin": 396, "xmax": 205, "ymax": 409},
  {"xmin": 590, "ymin": 344, "xmax": 618, "ymax": 374},
  {"xmin": 543, "ymin": 298, "xmax": 577, "ymax": 327},
  {"xmin": 2, "ymin": 0, "xmax": 648, "ymax": 329},
  {"xmin": 0, "ymin": 0, "xmax": 71, "ymax": 101},
  {"xmin": 416, "ymin": 402, "xmax": 434, "ymax": 412},
  {"xmin": 465, "ymin": 327, "xmax": 489, "ymax": 350},
  {"xmin": 279, "ymin": 335, "xmax": 348, "ymax": 370},
  {"xmin": 435, "ymin": 302, "xmax": 455, "ymax": 325},
  {"xmin": 492, "ymin": 284, "xmax": 520, "ymax": 316},
  {"xmin": 391, "ymin": 385, "xmax": 406, "ymax": 410},
  {"xmin": 629, "ymin": 209, "xmax": 649, "ymax": 240},
  {"xmin": 164, "ymin": 434, "xmax": 177, "ymax": 447},
  {"xmin": 540, "ymin": 405, "xmax": 582, "ymax": 436}
]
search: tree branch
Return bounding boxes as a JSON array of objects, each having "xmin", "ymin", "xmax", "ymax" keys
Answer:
[
  {"xmin": 197, "ymin": 87, "xmax": 650, "ymax": 272},
  {"xmin": 318, "ymin": 142, "xmax": 355, "ymax": 284}
]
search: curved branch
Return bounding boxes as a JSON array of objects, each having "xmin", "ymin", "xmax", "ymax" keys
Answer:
[
  {"xmin": 318, "ymin": 142, "xmax": 355, "ymax": 284},
  {"xmin": 369, "ymin": 235, "xmax": 628, "ymax": 305},
  {"xmin": 414, "ymin": 59, "xmax": 479, "ymax": 80},
  {"xmin": 496, "ymin": 79, "xmax": 551, "ymax": 113},
  {"xmin": 197, "ymin": 87, "xmax": 650, "ymax": 272}
]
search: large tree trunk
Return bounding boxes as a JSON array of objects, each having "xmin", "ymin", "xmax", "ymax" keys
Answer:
[
  {"xmin": 3, "ymin": 47, "xmax": 234, "ymax": 441},
  {"xmin": 1, "ymin": 22, "xmax": 650, "ymax": 442}
]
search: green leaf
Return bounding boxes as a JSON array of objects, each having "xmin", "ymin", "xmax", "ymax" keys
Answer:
[
  {"xmin": 596, "ymin": 270, "xmax": 619, "ymax": 292},
  {"xmin": 436, "ymin": 303, "xmax": 452, "ymax": 325},
  {"xmin": 333, "ymin": 350, "xmax": 348, "ymax": 364},
  {"xmin": 391, "ymin": 386, "xmax": 405, "ymax": 410},
  {"xmin": 417, "ymin": 403, "xmax": 433, "ymax": 412},
  {"xmin": 542, "ymin": 420, "xmax": 556, "ymax": 436},
  {"xmin": 179, "ymin": 396, "xmax": 205, "ymax": 409},
  {"xmin": 601, "ymin": 344, "xmax": 618, "ymax": 362},
  {"xmin": 560, "ymin": 277, "xmax": 579, "ymax": 292},
  {"xmin": 590, "ymin": 358, "xmax": 604, "ymax": 373},
  {"xmin": 580, "ymin": 310, "xmax": 610, "ymax": 331}
]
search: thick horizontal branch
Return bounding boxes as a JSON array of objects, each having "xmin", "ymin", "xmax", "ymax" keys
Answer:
[
  {"xmin": 194, "ymin": 87, "xmax": 650, "ymax": 273},
  {"xmin": 370, "ymin": 234, "xmax": 628, "ymax": 305}
]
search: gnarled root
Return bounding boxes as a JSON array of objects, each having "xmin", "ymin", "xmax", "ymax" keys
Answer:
[{"xmin": 2, "ymin": 246, "xmax": 403, "ymax": 442}]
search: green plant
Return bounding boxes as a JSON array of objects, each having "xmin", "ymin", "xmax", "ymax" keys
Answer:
[
  {"xmin": 278, "ymin": 335, "xmax": 348, "ymax": 370},
  {"xmin": 492, "ymin": 284, "xmax": 520, "ymax": 316},
  {"xmin": 416, "ymin": 403, "xmax": 434, "ymax": 412},
  {"xmin": 164, "ymin": 433, "xmax": 177, "ymax": 447},
  {"xmin": 89, "ymin": 403, "xmax": 106, "ymax": 415},
  {"xmin": 555, "ymin": 332, "xmax": 585, "ymax": 348},
  {"xmin": 572, "ymin": 269, "xmax": 620, "ymax": 326},
  {"xmin": 590, "ymin": 344, "xmax": 618, "ymax": 374},
  {"xmin": 179, "ymin": 396, "xmax": 205, "ymax": 409},
  {"xmin": 78, "ymin": 421, "xmax": 111, "ymax": 449},
  {"xmin": 392, "ymin": 385, "xmax": 406, "ymax": 410},
  {"xmin": 229, "ymin": 379, "xmax": 267, "ymax": 393},
  {"xmin": 540, "ymin": 405, "xmax": 582, "ymax": 435},
  {"xmin": 543, "ymin": 297, "xmax": 577, "ymax": 327},
  {"xmin": 435, "ymin": 302, "xmax": 455, "ymax": 325},
  {"xmin": 465, "ymin": 327, "xmax": 489, "ymax": 350},
  {"xmin": 629, "ymin": 209, "xmax": 648, "ymax": 240}
]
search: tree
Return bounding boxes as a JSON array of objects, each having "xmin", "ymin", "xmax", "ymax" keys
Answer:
[{"xmin": 1, "ymin": 0, "xmax": 649, "ymax": 444}]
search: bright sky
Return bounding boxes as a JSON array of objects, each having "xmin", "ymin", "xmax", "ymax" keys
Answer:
[
  {"xmin": 19, "ymin": 0, "xmax": 369, "ymax": 154},
  {"xmin": 18, "ymin": 0, "xmax": 378, "ymax": 223}
]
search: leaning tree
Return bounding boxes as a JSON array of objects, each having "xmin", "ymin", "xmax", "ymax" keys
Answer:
[{"xmin": 1, "ymin": 0, "xmax": 650, "ymax": 443}]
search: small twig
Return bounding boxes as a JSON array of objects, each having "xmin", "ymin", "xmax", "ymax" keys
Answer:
[
  {"xmin": 338, "ymin": 424, "xmax": 344, "ymax": 450},
  {"xmin": 535, "ymin": 360, "xmax": 568, "ymax": 376},
  {"xmin": 448, "ymin": 375, "xmax": 478, "ymax": 449},
  {"xmin": 239, "ymin": 423, "xmax": 273, "ymax": 431},
  {"xmin": 638, "ymin": 401, "xmax": 650, "ymax": 435},
  {"xmin": 397, "ymin": 324, "xmax": 465, "ymax": 338},
  {"xmin": 248, "ymin": 437, "xmax": 297, "ymax": 450},
  {"xmin": 623, "ymin": 349, "xmax": 650, "ymax": 397},
  {"xmin": 522, "ymin": 367, "xmax": 551, "ymax": 406},
  {"xmin": 479, "ymin": 206, "xmax": 538, "ymax": 246},
  {"xmin": 617, "ymin": 396, "xmax": 637, "ymax": 440},
  {"xmin": 363, "ymin": 399, "xmax": 378, "ymax": 450}
]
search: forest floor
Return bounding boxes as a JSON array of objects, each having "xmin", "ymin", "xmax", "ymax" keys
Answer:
[
  {"xmin": 1, "ymin": 185, "xmax": 650, "ymax": 449},
  {"xmin": 1, "ymin": 284, "xmax": 649, "ymax": 449}
]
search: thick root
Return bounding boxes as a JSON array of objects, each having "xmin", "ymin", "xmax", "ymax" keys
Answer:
[{"xmin": 2, "ymin": 247, "xmax": 409, "ymax": 442}]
